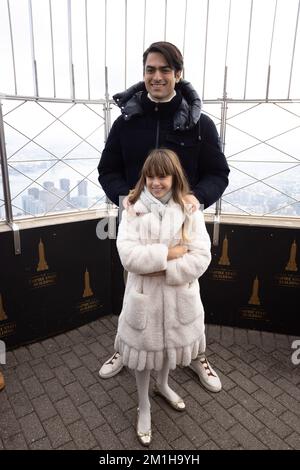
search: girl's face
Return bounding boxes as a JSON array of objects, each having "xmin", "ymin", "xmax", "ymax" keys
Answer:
[{"xmin": 146, "ymin": 174, "xmax": 173, "ymax": 199}]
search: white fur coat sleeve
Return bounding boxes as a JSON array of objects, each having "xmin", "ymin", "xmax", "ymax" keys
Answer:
[
  {"xmin": 116, "ymin": 211, "xmax": 168, "ymax": 274},
  {"xmin": 165, "ymin": 210, "xmax": 211, "ymax": 285}
]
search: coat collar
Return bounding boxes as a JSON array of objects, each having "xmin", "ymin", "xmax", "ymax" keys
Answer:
[{"xmin": 113, "ymin": 80, "xmax": 202, "ymax": 131}]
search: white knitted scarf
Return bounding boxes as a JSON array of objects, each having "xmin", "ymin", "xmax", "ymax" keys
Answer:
[{"xmin": 140, "ymin": 187, "xmax": 172, "ymax": 219}]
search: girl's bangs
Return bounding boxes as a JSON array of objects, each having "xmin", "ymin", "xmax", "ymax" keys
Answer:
[{"xmin": 144, "ymin": 154, "xmax": 174, "ymax": 178}]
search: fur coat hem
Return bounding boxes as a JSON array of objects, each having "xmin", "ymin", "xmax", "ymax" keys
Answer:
[{"xmin": 114, "ymin": 335, "xmax": 206, "ymax": 371}]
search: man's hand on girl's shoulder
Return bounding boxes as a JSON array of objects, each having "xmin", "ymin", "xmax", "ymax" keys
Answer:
[{"xmin": 183, "ymin": 194, "xmax": 200, "ymax": 212}]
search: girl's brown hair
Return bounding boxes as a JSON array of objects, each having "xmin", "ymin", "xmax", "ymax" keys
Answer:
[
  {"xmin": 128, "ymin": 148, "xmax": 190, "ymax": 208},
  {"xmin": 128, "ymin": 149, "xmax": 192, "ymax": 241}
]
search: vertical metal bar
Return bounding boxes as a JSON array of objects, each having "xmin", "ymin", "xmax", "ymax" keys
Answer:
[
  {"xmin": 0, "ymin": 101, "xmax": 21, "ymax": 254},
  {"xmin": 266, "ymin": 65, "xmax": 271, "ymax": 101},
  {"xmin": 213, "ymin": 66, "xmax": 228, "ymax": 246},
  {"xmin": 104, "ymin": 0, "xmax": 107, "ymax": 68},
  {"xmin": 202, "ymin": 0, "xmax": 210, "ymax": 100},
  {"xmin": 182, "ymin": 0, "xmax": 188, "ymax": 62},
  {"xmin": 28, "ymin": 0, "xmax": 38, "ymax": 97},
  {"xmin": 49, "ymin": 0, "xmax": 56, "ymax": 98},
  {"xmin": 266, "ymin": 0, "xmax": 278, "ymax": 100},
  {"xmin": 0, "ymin": 102, "xmax": 13, "ymax": 223},
  {"xmin": 164, "ymin": 0, "xmax": 167, "ymax": 41},
  {"xmin": 124, "ymin": 0, "xmax": 128, "ymax": 89},
  {"xmin": 67, "ymin": 0, "xmax": 75, "ymax": 100},
  {"xmin": 224, "ymin": 0, "xmax": 232, "ymax": 68},
  {"xmin": 143, "ymin": 0, "xmax": 147, "ymax": 51},
  {"xmin": 104, "ymin": 66, "xmax": 111, "ymax": 142},
  {"xmin": 103, "ymin": 66, "xmax": 112, "ymax": 210},
  {"xmin": 288, "ymin": 0, "xmax": 300, "ymax": 99},
  {"xmin": 244, "ymin": 0, "xmax": 253, "ymax": 99},
  {"xmin": 85, "ymin": 0, "xmax": 90, "ymax": 100},
  {"xmin": 7, "ymin": 0, "xmax": 17, "ymax": 95}
]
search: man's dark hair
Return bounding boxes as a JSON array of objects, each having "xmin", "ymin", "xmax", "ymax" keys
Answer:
[{"xmin": 143, "ymin": 41, "xmax": 184, "ymax": 73}]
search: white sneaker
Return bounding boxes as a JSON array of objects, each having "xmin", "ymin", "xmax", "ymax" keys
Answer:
[
  {"xmin": 99, "ymin": 352, "xmax": 123, "ymax": 379},
  {"xmin": 189, "ymin": 355, "xmax": 222, "ymax": 393}
]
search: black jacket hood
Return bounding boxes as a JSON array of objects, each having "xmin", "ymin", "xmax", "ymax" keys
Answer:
[{"xmin": 113, "ymin": 80, "xmax": 202, "ymax": 132}]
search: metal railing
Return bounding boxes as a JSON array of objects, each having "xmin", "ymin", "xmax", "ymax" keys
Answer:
[{"xmin": 0, "ymin": 0, "xmax": 299, "ymax": 254}]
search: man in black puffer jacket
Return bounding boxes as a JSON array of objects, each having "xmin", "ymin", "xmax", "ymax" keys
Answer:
[{"xmin": 98, "ymin": 41, "xmax": 229, "ymax": 393}]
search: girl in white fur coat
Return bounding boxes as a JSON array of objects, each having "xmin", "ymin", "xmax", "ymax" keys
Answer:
[{"xmin": 115, "ymin": 149, "xmax": 211, "ymax": 446}]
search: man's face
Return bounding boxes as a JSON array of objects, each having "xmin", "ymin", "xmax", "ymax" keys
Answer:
[{"xmin": 144, "ymin": 52, "xmax": 181, "ymax": 101}]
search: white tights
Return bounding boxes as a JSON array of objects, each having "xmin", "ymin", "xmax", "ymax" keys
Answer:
[{"xmin": 135, "ymin": 357, "xmax": 182, "ymax": 433}]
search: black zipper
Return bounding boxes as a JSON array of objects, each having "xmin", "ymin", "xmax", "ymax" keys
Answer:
[{"xmin": 155, "ymin": 117, "xmax": 160, "ymax": 148}]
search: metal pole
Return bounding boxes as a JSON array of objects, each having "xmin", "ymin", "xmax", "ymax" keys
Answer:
[
  {"xmin": 67, "ymin": 0, "xmax": 75, "ymax": 100},
  {"xmin": 125, "ymin": 0, "xmax": 128, "ymax": 89},
  {"xmin": 202, "ymin": 0, "xmax": 210, "ymax": 100},
  {"xmin": 213, "ymin": 66, "xmax": 228, "ymax": 246},
  {"xmin": 7, "ymin": 0, "xmax": 17, "ymax": 95},
  {"xmin": 288, "ymin": 0, "xmax": 300, "ymax": 99},
  {"xmin": 164, "ymin": 0, "xmax": 167, "ymax": 41},
  {"xmin": 143, "ymin": 0, "xmax": 147, "ymax": 51},
  {"xmin": 85, "ymin": 0, "xmax": 91, "ymax": 100},
  {"xmin": 103, "ymin": 66, "xmax": 111, "ymax": 142},
  {"xmin": 49, "ymin": 0, "xmax": 56, "ymax": 98},
  {"xmin": 28, "ymin": 0, "xmax": 39, "ymax": 97},
  {"xmin": 0, "ymin": 101, "xmax": 21, "ymax": 254},
  {"xmin": 244, "ymin": 0, "xmax": 253, "ymax": 99}
]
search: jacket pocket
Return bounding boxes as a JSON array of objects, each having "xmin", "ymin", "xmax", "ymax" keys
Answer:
[
  {"xmin": 176, "ymin": 280, "xmax": 201, "ymax": 325},
  {"xmin": 124, "ymin": 289, "xmax": 149, "ymax": 330}
]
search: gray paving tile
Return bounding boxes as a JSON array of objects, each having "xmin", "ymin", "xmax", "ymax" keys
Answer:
[
  {"xmin": 9, "ymin": 391, "xmax": 34, "ymax": 418},
  {"xmin": 19, "ymin": 412, "xmax": 46, "ymax": 443},
  {"xmin": 68, "ymin": 420, "xmax": 97, "ymax": 449},
  {"xmin": 201, "ymin": 418, "xmax": 240, "ymax": 450},
  {"xmin": 32, "ymin": 394, "xmax": 57, "ymax": 421},
  {"xmin": 229, "ymin": 423, "xmax": 267, "ymax": 450},
  {"xmin": 3, "ymin": 433, "xmax": 28, "ymax": 450},
  {"xmin": 55, "ymin": 397, "xmax": 81, "ymax": 425},
  {"xmin": 78, "ymin": 401, "xmax": 106, "ymax": 430},
  {"xmin": 43, "ymin": 415, "xmax": 72, "ymax": 449}
]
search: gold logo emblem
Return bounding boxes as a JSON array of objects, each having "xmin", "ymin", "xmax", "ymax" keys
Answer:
[
  {"xmin": 218, "ymin": 235, "xmax": 230, "ymax": 266},
  {"xmin": 285, "ymin": 240, "xmax": 298, "ymax": 272},
  {"xmin": 0, "ymin": 294, "xmax": 7, "ymax": 321},
  {"xmin": 37, "ymin": 238, "xmax": 49, "ymax": 271},
  {"xmin": 82, "ymin": 268, "xmax": 94, "ymax": 298},
  {"xmin": 248, "ymin": 276, "xmax": 261, "ymax": 306}
]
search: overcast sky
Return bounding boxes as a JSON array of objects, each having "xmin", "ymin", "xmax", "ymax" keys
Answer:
[{"xmin": 0, "ymin": 0, "xmax": 299, "ymax": 101}]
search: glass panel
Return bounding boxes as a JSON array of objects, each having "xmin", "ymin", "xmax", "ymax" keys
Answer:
[
  {"xmin": 9, "ymin": 0, "xmax": 34, "ymax": 95},
  {"xmin": 245, "ymin": 0, "xmax": 276, "ymax": 99},
  {"xmin": 106, "ymin": 0, "xmax": 125, "ymax": 94},
  {"xmin": 144, "ymin": 0, "xmax": 166, "ymax": 48},
  {"xmin": 165, "ymin": 0, "xmax": 186, "ymax": 52},
  {"xmin": 268, "ymin": 0, "xmax": 299, "ymax": 99},
  {"xmin": 0, "ymin": 0, "xmax": 15, "ymax": 94},
  {"xmin": 86, "ymin": 0, "xmax": 106, "ymax": 99},
  {"xmin": 223, "ymin": 181, "xmax": 295, "ymax": 216},
  {"xmin": 71, "ymin": 0, "xmax": 88, "ymax": 99},
  {"xmin": 31, "ymin": 0, "xmax": 53, "ymax": 97},
  {"xmin": 183, "ymin": 0, "xmax": 207, "ymax": 95},
  {"xmin": 51, "ymin": 0, "xmax": 70, "ymax": 98},
  {"xmin": 204, "ymin": 0, "xmax": 230, "ymax": 99},
  {"xmin": 126, "ymin": 0, "xmax": 145, "ymax": 87},
  {"xmin": 226, "ymin": 0, "xmax": 253, "ymax": 99}
]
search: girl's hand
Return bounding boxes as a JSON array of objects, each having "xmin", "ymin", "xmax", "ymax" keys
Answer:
[
  {"xmin": 183, "ymin": 194, "xmax": 200, "ymax": 212},
  {"xmin": 122, "ymin": 195, "xmax": 130, "ymax": 209},
  {"xmin": 167, "ymin": 244, "xmax": 188, "ymax": 260}
]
